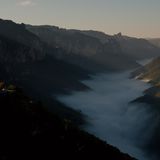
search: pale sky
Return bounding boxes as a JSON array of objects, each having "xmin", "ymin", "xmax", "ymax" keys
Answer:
[{"xmin": 0, "ymin": 0, "xmax": 160, "ymax": 38}]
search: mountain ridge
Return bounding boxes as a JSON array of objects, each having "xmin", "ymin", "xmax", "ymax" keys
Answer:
[{"xmin": 26, "ymin": 24, "xmax": 141, "ymax": 71}]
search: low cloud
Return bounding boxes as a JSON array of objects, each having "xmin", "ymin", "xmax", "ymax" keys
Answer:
[{"xmin": 57, "ymin": 72, "xmax": 157, "ymax": 160}]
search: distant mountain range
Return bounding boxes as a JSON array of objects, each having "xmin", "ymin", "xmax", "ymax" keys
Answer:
[
  {"xmin": 0, "ymin": 17, "xmax": 159, "ymax": 105},
  {"xmin": 0, "ymin": 18, "xmax": 159, "ymax": 74},
  {"xmin": 27, "ymin": 25, "xmax": 160, "ymax": 70}
]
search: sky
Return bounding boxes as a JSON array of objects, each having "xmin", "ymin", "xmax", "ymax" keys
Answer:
[{"xmin": 0, "ymin": 0, "xmax": 160, "ymax": 38}]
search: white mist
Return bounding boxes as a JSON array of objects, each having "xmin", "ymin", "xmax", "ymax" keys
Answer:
[{"xmin": 57, "ymin": 71, "xmax": 158, "ymax": 160}]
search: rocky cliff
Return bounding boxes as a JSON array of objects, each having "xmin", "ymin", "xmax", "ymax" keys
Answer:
[{"xmin": 26, "ymin": 25, "xmax": 140, "ymax": 71}]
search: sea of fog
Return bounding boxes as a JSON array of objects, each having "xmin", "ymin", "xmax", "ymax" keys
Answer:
[{"xmin": 57, "ymin": 71, "xmax": 159, "ymax": 160}]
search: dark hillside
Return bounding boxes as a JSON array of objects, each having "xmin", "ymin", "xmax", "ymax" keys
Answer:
[{"xmin": 0, "ymin": 85, "xmax": 135, "ymax": 160}]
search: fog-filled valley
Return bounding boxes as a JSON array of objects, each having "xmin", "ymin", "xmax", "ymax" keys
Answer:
[
  {"xmin": 57, "ymin": 71, "xmax": 160, "ymax": 160},
  {"xmin": 0, "ymin": 18, "xmax": 160, "ymax": 160}
]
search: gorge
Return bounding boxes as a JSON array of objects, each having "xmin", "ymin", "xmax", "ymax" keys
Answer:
[{"xmin": 0, "ymin": 18, "xmax": 160, "ymax": 159}]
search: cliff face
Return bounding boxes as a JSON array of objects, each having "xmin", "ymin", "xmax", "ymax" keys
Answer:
[
  {"xmin": 26, "ymin": 25, "xmax": 112, "ymax": 56},
  {"xmin": 0, "ymin": 19, "xmax": 48, "ymax": 67},
  {"xmin": 114, "ymin": 34, "xmax": 160, "ymax": 60},
  {"xmin": 0, "ymin": 19, "xmax": 44, "ymax": 55},
  {"xmin": 26, "ymin": 25, "xmax": 140, "ymax": 71},
  {"xmin": 0, "ymin": 35, "xmax": 43, "ymax": 64}
]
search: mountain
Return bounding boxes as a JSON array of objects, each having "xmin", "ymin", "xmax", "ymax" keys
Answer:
[
  {"xmin": 147, "ymin": 38, "xmax": 160, "ymax": 48},
  {"xmin": 132, "ymin": 57, "xmax": 160, "ymax": 84},
  {"xmin": 1, "ymin": 18, "xmax": 160, "ymax": 121},
  {"xmin": 114, "ymin": 33, "xmax": 160, "ymax": 60},
  {"xmin": 0, "ymin": 19, "xmax": 91, "ymax": 123},
  {"xmin": 81, "ymin": 30, "xmax": 160, "ymax": 60},
  {"xmin": 0, "ymin": 19, "xmax": 47, "ymax": 65},
  {"xmin": 26, "ymin": 25, "xmax": 140, "ymax": 71},
  {"xmin": 0, "ymin": 34, "xmax": 42, "ymax": 65},
  {"xmin": 131, "ymin": 57, "xmax": 160, "ymax": 156},
  {"xmin": 80, "ymin": 30, "xmax": 112, "ymax": 44},
  {"xmin": 0, "ymin": 19, "xmax": 89, "ymax": 91},
  {"xmin": 0, "ymin": 19, "xmax": 45, "ymax": 59},
  {"xmin": 67, "ymin": 29, "xmax": 160, "ymax": 61},
  {"xmin": 131, "ymin": 57, "xmax": 160, "ymax": 101},
  {"xmin": 132, "ymin": 56, "xmax": 160, "ymax": 109},
  {"xmin": 0, "ymin": 18, "xmax": 157, "ymax": 159}
]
